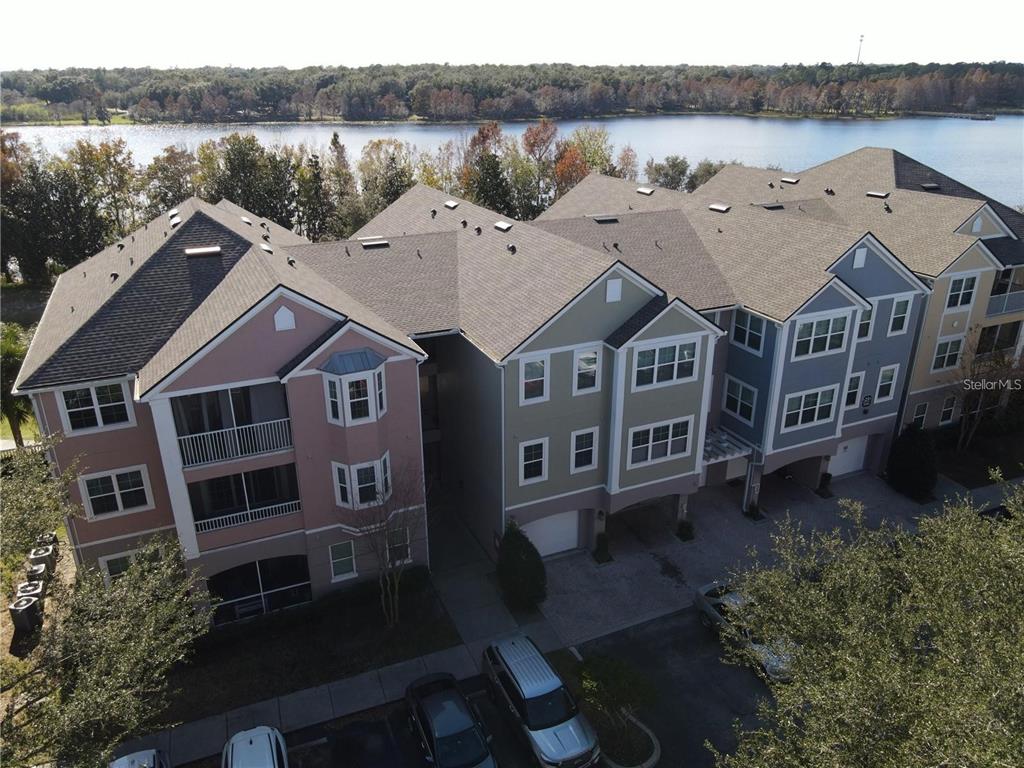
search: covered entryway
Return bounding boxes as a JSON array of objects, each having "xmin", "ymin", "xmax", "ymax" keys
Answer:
[
  {"xmin": 521, "ymin": 510, "xmax": 580, "ymax": 557},
  {"xmin": 829, "ymin": 435, "xmax": 868, "ymax": 477}
]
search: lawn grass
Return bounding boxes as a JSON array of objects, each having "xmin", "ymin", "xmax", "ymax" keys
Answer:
[
  {"xmin": 1, "ymin": 415, "xmax": 40, "ymax": 444},
  {"xmin": 160, "ymin": 567, "xmax": 460, "ymax": 724},
  {"xmin": 936, "ymin": 430, "xmax": 1024, "ymax": 489}
]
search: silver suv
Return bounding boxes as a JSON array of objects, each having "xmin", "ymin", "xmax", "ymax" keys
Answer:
[{"xmin": 481, "ymin": 635, "xmax": 599, "ymax": 768}]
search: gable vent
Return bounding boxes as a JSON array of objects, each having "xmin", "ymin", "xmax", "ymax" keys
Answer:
[
  {"xmin": 590, "ymin": 214, "xmax": 619, "ymax": 223},
  {"xmin": 866, "ymin": 191, "xmax": 890, "ymax": 199},
  {"xmin": 444, "ymin": 200, "xmax": 459, "ymax": 210},
  {"xmin": 494, "ymin": 221, "xmax": 513, "ymax": 233},
  {"xmin": 636, "ymin": 186, "xmax": 655, "ymax": 196},
  {"xmin": 920, "ymin": 182, "xmax": 940, "ymax": 191},
  {"xmin": 780, "ymin": 177, "xmax": 799, "ymax": 184},
  {"xmin": 708, "ymin": 203, "xmax": 731, "ymax": 213},
  {"xmin": 185, "ymin": 246, "xmax": 222, "ymax": 256},
  {"xmin": 761, "ymin": 202, "xmax": 784, "ymax": 210},
  {"xmin": 361, "ymin": 239, "xmax": 390, "ymax": 249}
]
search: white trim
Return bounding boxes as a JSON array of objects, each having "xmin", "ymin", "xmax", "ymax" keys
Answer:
[
  {"xmin": 157, "ymin": 376, "xmax": 280, "ymax": 400},
  {"xmin": 779, "ymin": 384, "xmax": 840, "ymax": 434},
  {"xmin": 72, "ymin": 524, "xmax": 178, "ymax": 549},
  {"xmin": 840, "ymin": 412, "xmax": 897, "ymax": 429},
  {"xmin": 875, "ymin": 363, "xmax": 900, "ymax": 403},
  {"xmin": 939, "ymin": 394, "xmax": 957, "ymax": 425},
  {"xmin": 98, "ymin": 549, "xmax": 141, "ymax": 585},
  {"xmin": 694, "ymin": 333, "xmax": 717, "ymax": 475},
  {"xmin": 304, "ymin": 504, "xmax": 427, "ymax": 536},
  {"xmin": 625, "ymin": 416, "xmax": 695, "ymax": 470},
  {"xmin": 504, "ymin": 484, "xmax": 606, "ymax": 512},
  {"xmin": 931, "ymin": 334, "xmax": 966, "ymax": 372},
  {"xmin": 942, "ymin": 272, "xmax": 981, "ymax": 315},
  {"xmin": 764, "ymin": 320, "xmax": 792, "ymax": 454},
  {"xmin": 337, "ymin": 452, "xmax": 393, "ymax": 509},
  {"xmin": 508, "ymin": 339, "xmax": 609, "ymax": 362},
  {"xmin": 828, "ymin": 234, "xmax": 932, "ymax": 295},
  {"xmin": 844, "ymin": 371, "xmax": 865, "ymax": 409},
  {"xmin": 958, "ymin": 203, "xmax": 1017, "ymax": 240},
  {"xmin": 911, "ymin": 401, "xmax": 929, "ymax": 429},
  {"xmin": 519, "ymin": 353, "xmax": 551, "ymax": 406},
  {"xmin": 77, "ymin": 464, "xmax": 155, "ymax": 520},
  {"xmin": 788, "ymin": 277, "xmax": 870, "ymax": 320},
  {"xmin": 616, "ymin": 467, "xmax": 702, "ymax": 494},
  {"xmin": 386, "ymin": 526, "xmax": 413, "ymax": 567},
  {"xmin": 518, "ymin": 437, "xmax": 549, "ymax": 486},
  {"xmin": 570, "ymin": 427, "xmax": 600, "ymax": 474},
  {"xmin": 730, "ymin": 308, "xmax": 766, "ymax": 357},
  {"xmin": 608, "ymin": 347, "xmax": 627, "ymax": 493},
  {"xmin": 410, "ymin": 328, "xmax": 461, "ymax": 339},
  {"xmin": 886, "ymin": 294, "xmax": 914, "ymax": 337},
  {"xmin": 790, "ymin": 311, "xmax": 852, "ymax": 362},
  {"xmin": 329, "ymin": 539, "xmax": 358, "ymax": 582},
  {"xmin": 722, "ymin": 375, "xmax": 757, "ymax": 427},
  {"xmin": 331, "ymin": 461, "xmax": 353, "ymax": 508},
  {"xmin": 149, "ymin": 397, "xmax": 198, "ymax": 558},
  {"xmin": 629, "ymin": 333, "xmax": 702, "ymax": 393},
  {"xmin": 56, "ymin": 378, "xmax": 137, "ymax": 436},
  {"xmin": 856, "ymin": 300, "xmax": 877, "ymax": 343},
  {"xmin": 572, "ymin": 347, "xmax": 603, "ymax": 396},
  {"xmin": 618, "ymin": 298, "xmax": 725, "ymax": 350}
]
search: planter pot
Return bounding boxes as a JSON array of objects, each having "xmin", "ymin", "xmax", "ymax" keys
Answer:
[{"xmin": 601, "ymin": 711, "xmax": 660, "ymax": 768}]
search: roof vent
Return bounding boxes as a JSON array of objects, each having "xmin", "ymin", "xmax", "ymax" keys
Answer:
[
  {"xmin": 430, "ymin": 208, "xmax": 437, "ymax": 218},
  {"xmin": 824, "ymin": 187, "xmax": 835, "ymax": 195},
  {"xmin": 260, "ymin": 243, "xmax": 273, "ymax": 254},
  {"xmin": 109, "ymin": 272, "xmax": 119, "ymax": 282},
  {"xmin": 185, "ymin": 246, "xmax": 222, "ymax": 257},
  {"xmin": 866, "ymin": 191, "xmax": 890, "ymax": 199},
  {"xmin": 461, "ymin": 219, "xmax": 468, "ymax": 228},
  {"xmin": 708, "ymin": 203, "xmax": 731, "ymax": 213},
  {"xmin": 590, "ymin": 214, "xmax": 619, "ymax": 223},
  {"xmin": 920, "ymin": 182, "xmax": 940, "ymax": 191},
  {"xmin": 241, "ymin": 216, "xmax": 253, "ymax": 225},
  {"xmin": 169, "ymin": 216, "xmax": 182, "ymax": 227},
  {"xmin": 116, "ymin": 243, "xmax": 125, "ymax": 251},
  {"xmin": 495, "ymin": 221, "xmax": 513, "ymax": 233},
  {"xmin": 768, "ymin": 182, "xmax": 775, "ymax": 188},
  {"xmin": 636, "ymin": 186, "xmax": 655, "ymax": 196},
  {"xmin": 168, "ymin": 208, "xmax": 179, "ymax": 217},
  {"xmin": 781, "ymin": 177, "xmax": 799, "ymax": 185},
  {"xmin": 506, "ymin": 243, "xmax": 517, "ymax": 254},
  {"xmin": 262, "ymin": 233, "xmax": 270, "ymax": 241},
  {"xmin": 361, "ymin": 239, "xmax": 389, "ymax": 249},
  {"xmin": 287, "ymin": 256, "xmax": 296, "ymax": 266},
  {"xmin": 444, "ymin": 200, "xmax": 459, "ymax": 210},
  {"xmin": 474, "ymin": 226, "xmax": 482, "ymax": 235},
  {"xmin": 761, "ymin": 202, "xmax": 784, "ymax": 210},
  {"xmin": 260, "ymin": 222, "xmax": 269, "ymax": 230}
]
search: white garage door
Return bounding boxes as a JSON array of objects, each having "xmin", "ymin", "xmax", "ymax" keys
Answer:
[
  {"xmin": 520, "ymin": 511, "xmax": 580, "ymax": 557},
  {"xmin": 829, "ymin": 436, "xmax": 868, "ymax": 477}
]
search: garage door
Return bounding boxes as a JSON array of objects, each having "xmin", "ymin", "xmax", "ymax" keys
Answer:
[
  {"xmin": 829, "ymin": 436, "xmax": 868, "ymax": 477},
  {"xmin": 520, "ymin": 511, "xmax": 580, "ymax": 557}
]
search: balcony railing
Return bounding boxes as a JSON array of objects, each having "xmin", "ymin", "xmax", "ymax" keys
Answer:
[
  {"xmin": 194, "ymin": 499, "xmax": 302, "ymax": 534},
  {"xmin": 987, "ymin": 291, "xmax": 1024, "ymax": 317},
  {"xmin": 178, "ymin": 418, "xmax": 293, "ymax": 468}
]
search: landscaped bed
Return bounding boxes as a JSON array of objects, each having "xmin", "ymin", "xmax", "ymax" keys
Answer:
[
  {"xmin": 161, "ymin": 567, "xmax": 460, "ymax": 724},
  {"xmin": 936, "ymin": 430, "xmax": 1024, "ymax": 489}
]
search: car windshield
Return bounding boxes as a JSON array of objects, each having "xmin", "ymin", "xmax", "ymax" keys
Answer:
[
  {"xmin": 435, "ymin": 726, "xmax": 489, "ymax": 768},
  {"xmin": 525, "ymin": 686, "xmax": 578, "ymax": 730}
]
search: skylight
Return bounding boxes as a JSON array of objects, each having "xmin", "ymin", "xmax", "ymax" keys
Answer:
[
  {"xmin": 259, "ymin": 243, "xmax": 273, "ymax": 253},
  {"xmin": 920, "ymin": 183, "xmax": 940, "ymax": 191},
  {"xmin": 184, "ymin": 246, "xmax": 221, "ymax": 256},
  {"xmin": 708, "ymin": 203, "xmax": 731, "ymax": 213},
  {"xmin": 241, "ymin": 216, "xmax": 253, "ymax": 225},
  {"xmin": 590, "ymin": 214, "xmax": 619, "ymax": 223},
  {"xmin": 169, "ymin": 216, "xmax": 182, "ymax": 227},
  {"xmin": 780, "ymin": 177, "xmax": 799, "ymax": 184},
  {"xmin": 444, "ymin": 200, "xmax": 459, "ymax": 209},
  {"xmin": 866, "ymin": 191, "xmax": 890, "ymax": 199},
  {"xmin": 494, "ymin": 221, "xmax": 513, "ymax": 232},
  {"xmin": 168, "ymin": 208, "xmax": 179, "ymax": 217},
  {"xmin": 636, "ymin": 186, "xmax": 655, "ymax": 196},
  {"xmin": 361, "ymin": 239, "xmax": 390, "ymax": 249},
  {"xmin": 761, "ymin": 202, "xmax": 784, "ymax": 210}
]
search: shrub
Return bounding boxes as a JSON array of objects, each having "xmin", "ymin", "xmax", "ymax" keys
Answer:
[
  {"xmin": 580, "ymin": 655, "xmax": 657, "ymax": 734},
  {"xmin": 887, "ymin": 425, "xmax": 938, "ymax": 500},
  {"xmin": 496, "ymin": 522, "xmax": 547, "ymax": 610}
]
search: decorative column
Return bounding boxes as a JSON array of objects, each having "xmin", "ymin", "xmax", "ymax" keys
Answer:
[{"xmin": 149, "ymin": 397, "xmax": 199, "ymax": 558}]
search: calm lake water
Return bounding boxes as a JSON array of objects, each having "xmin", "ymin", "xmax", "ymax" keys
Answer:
[{"xmin": 11, "ymin": 114, "xmax": 1024, "ymax": 205}]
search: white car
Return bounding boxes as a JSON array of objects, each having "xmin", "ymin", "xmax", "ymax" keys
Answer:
[
  {"xmin": 110, "ymin": 750, "xmax": 169, "ymax": 768},
  {"xmin": 222, "ymin": 726, "xmax": 289, "ymax": 768}
]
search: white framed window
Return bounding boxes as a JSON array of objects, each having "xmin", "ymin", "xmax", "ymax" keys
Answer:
[
  {"xmin": 781, "ymin": 386, "xmax": 838, "ymax": 432},
  {"xmin": 633, "ymin": 338, "xmax": 699, "ymax": 390},
  {"xmin": 387, "ymin": 527, "xmax": 411, "ymax": 566},
  {"xmin": 572, "ymin": 348, "xmax": 602, "ymax": 395},
  {"xmin": 792, "ymin": 314, "xmax": 848, "ymax": 359},
  {"xmin": 888, "ymin": 298, "xmax": 911, "ymax": 336},
  {"xmin": 519, "ymin": 354, "xmax": 550, "ymax": 405},
  {"xmin": 911, "ymin": 402, "xmax": 928, "ymax": 429},
  {"xmin": 845, "ymin": 372, "xmax": 864, "ymax": 409},
  {"xmin": 346, "ymin": 377, "xmax": 372, "ymax": 422},
  {"xmin": 330, "ymin": 541, "xmax": 357, "ymax": 581},
  {"xmin": 627, "ymin": 417, "xmax": 692, "ymax": 469},
  {"xmin": 723, "ymin": 376, "xmax": 757, "ymax": 426},
  {"xmin": 945, "ymin": 275, "xmax": 977, "ymax": 310},
  {"xmin": 570, "ymin": 427, "xmax": 599, "ymax": 474},
  {"xmin": 58, "ymin": 380, "xmax": 135, "ymax": 434},
  {"xmin": 78, "ymin": 465, "xmax": 153, "ymax": 519},
  {"xmin": 731, "ymin": 310, "xmax": 764, "ymax": 355},
  {"xmin": 326, "ymin": 379, "xmax": 341, "ymax": 422},
  {"xmin": 939, "ymin": 395, "xmax": 957, "ymax": 425},
  {"xmin": 332, "ymin": 452, "xmax": 391, "ymax": 509},
  {"xmin": 325, "ymin": 367, "xmax": 386, "ymax": 426},
  {"xmin": 375, "ymin": 370, "xmax": 387, "ymax": 416},
  {"xmin": 519, "ymin": 438, "xmax": 549, "ymax": 485},
  {"xmin": 606, "ymin": 278, "xmax": 622, "ymax": 302},
  {"xmin": 857, "ymin": 304, "xmax": 875, "ymax": 341},
  {"xmin": 932, "ymin": 336, "xmax": 964, "ymax": 371},
  {"xmin": 98, "ymin": 551, "xmax": 135, "ymax": 583},
  {"xmin": 875, "ymin": 364, "xmax": 899, "ymax": 402},
  {"xmin": 332, "ymin": 461, "xmax": 352, "ymax": 508}
]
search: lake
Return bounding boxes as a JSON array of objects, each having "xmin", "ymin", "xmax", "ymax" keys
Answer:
[{"xmin": 10, "ymin": 114, "xmax": 1024, "ymax": 206}]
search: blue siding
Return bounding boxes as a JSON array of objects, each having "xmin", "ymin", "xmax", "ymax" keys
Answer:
[
  {"xmin": 801, "ymin": 283, "xmax": 854, "ymax": 314},
  {"xmin": 720, "ymin": 315, "xmax": 776, "ymax": 446},
  {"xmin": 830, "ymin": 239, "xmax": 920, "ymax": 298}
]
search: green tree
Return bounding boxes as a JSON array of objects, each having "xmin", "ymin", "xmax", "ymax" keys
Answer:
[
  {"xmin": 644, "ymin": 154, "xmax": 690, "ymax": 190},
  {"xmin": 295, "ymin": 153, "xmax": 332, "ymax": 242},
  {"xmin": 66, "ymin": 139, "xmax": 139, "ymax": 237},
  {"xmin": 886, "ymin": 424, "xmax": 938, "ymax": 500},
  {"xmin": 359, "ymin": 139, "xmax": 414, "ymax": 217},
  {"xmin": 1, "ymin": 539, "xmax": 210, "ymax": 768},
  {"xmin": 685, "ymin": 158, "xmax": 729, "ymax": 192},
  {"xmin": 141, "ymin": 145, "xmax": 198, "ymax": 217},
  {"xmin": 712, "ymin": 491, "xmax": 1024, "ymax": 768},
  {"xmin": 195, "ymin": 133, "xmax": 295, "ymax": 227},
  {"xmin": 496, "ymin": 522, "xmax": 547, "ymax": 610},
  {"xmin": 468, "ymin": 151, "xmax": 514, "ymax": 217},
  {"xmin": 612, "ymin": 145, "xmax": 639, "ymax": 181},
  {"xmin": 1, "ymin": 323, "xmax": 33, "ymax": 447},
  {"xmin": 565, "ymin": 126, "xmax": 614, "ymax": 175},
  {"xmin": 325, "ymin": 134, "xmax": 366, "ymax": 238}
]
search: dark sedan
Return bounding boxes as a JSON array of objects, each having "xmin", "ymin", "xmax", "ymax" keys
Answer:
[{"xmin": 406, "ymin": 674, "xmax": 496, "ymax": 768}]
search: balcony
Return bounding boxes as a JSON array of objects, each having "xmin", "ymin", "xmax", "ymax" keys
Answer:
[
  {"xmin": 987, "ymin": 268, "xmax": 1024, "ymax": 317},
  {"xmin": 195, "ymin": 499, "xmax": 301, "ymax": 533},
  {"xmin": 172, "ymin": 383, "xmax": 291, "ymax": 468},
  {"xmin": 189, "ymin": 463, "xmax": 301, "ymax": 534},
  {"xmin": 987, "ymin": 291, "xmax": 1024, "ymax": 317}
]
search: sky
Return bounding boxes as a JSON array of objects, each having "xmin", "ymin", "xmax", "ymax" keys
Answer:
[{"xmin": 3, "ymin": 0, "xmax": 1022, "ymax": 70}]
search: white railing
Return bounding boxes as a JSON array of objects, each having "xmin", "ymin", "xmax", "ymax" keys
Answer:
[
  {"xmin": 194, "ymin": 499, "xmax": 302, "ymax": 533},
  {"xmin": 178, "ymin": 418, "xmax": 292, "ymax": 467}
]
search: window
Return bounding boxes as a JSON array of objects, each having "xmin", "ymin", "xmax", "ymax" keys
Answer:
[
  {"xmin": 103, "ymin": 554, "xmax": 133, "ymax": 581},
  {"xmin": 912, "ymin": 403, "xmax": 928, "ymax": 429},
  {"xmin": 946, "ymin": 276, "xmax": 976, "ymax": 309},
  {"xmin": 634, "ymin": 340, "xmax": 698, "ymax": 389},
  {"xmin": 326, "ymin": 368, "xmax": 386, "ymax": 426},
  {"xmin": 932, "ymin": 337, "xmax": 963, "ymax": 371},
  {"xmin": 732, "ymin": 310, "xmax": 765, "ymax": 354},
  {"xmin": 992, "ymin": 267, "xmax": 1024, "ymax": 296},
  {"xmin": 80, "ymin": 466, "xmax": 152, "ymax": 518},
  {"xmin": 356, "ymin": 465, "xmax": 378, "ymax": 505},
  {"xmin": 375, "ymin": 370, "xmax": 387, "ymax": 416},
  {"xmin": 888, "ymin": 298, "xmax": 911, "ymax": 335},
  {"xmin": 853, "ymin": 247, "xmax": 867, "ymax": 269},
  {"xmin": 845, "ymin": 372, "xmax": 864, "ymax": 408},
  {"xmin": 782, "ymin": 387, "xmax": 837, "ymax": 431},
  {"xmin": 793, "ymin": 315, "xmax": 847, "ymax": 358},
  {"xmin": 60, "ymin": 381, "xmax": 133, "ymax": 432},
  {"xmin": 606, "ymin": 278, "xmax": 622, "ymax": 302},
  {"xmin": 857, "ymin": 305, "xmax": 874, "ymax": 340},
  {"xmin": 876, "ymin": 364, "xmax": 899, "ymax": 402},
  {"xmin": 333, "ymin": 453, "xmax": 391, "ymax": 509},
  {"xmin": 333, "ymin": 462, "xmax": 351, "ymax": 507},
  {"xmin": 723, "ymin": 377, "xmax": 756, "ymax": 425},
  {"xmin": 573, "ymin": 348, "xmax": 601, "ymax": 395},
  {"xmin": 940, "ymin": 396, "xmax": 956, "ymax": 425},
  {"xmin": 387, "ymin": 528, "xmax": 411, "ymax": 565},
  {"xmin": 520, "ymin": 355, "xmax": 549, "ymax": 405},
  {"xmin": 977, "ymin": 321, "xmax": 1021, "ymax": 356},
  {"xmin": 347, "ymin": 378, "xmax": 371, "ymax": 420},
  {"xmin": 570, "ymin": 427, "xmax": 599, "ymax": 474},
  {"xmin": 327, "ymin": 380, "xmax": 340, "ymax": 421},
  {"xmin": 519, "ymin": 438, "xmax": 548, "ymax": 485},
  {"xmin": 330, "ymin": 541, "xmax": 357, "ymax": 580},
  {"xmin": 627, "ymin": 418, "xmax": 691, "ymax": 468}
]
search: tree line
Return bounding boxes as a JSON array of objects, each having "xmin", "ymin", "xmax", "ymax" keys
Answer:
[
  {"xmin": 2, "ymin": 62, "xmax": 1021, "ymax": 124},
  {"xmin": 0, "ymin": 122, "xmax": 729, "ymax": 287}
]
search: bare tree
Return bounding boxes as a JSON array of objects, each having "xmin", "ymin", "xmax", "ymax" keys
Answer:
[{"xmin": 347, "ymin": 458, "xmax": 427, "ymax": 628}]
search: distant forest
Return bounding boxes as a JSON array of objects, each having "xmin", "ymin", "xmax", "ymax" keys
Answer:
[{"xmin": 2, "ymin": 62, "xmax": 1022, "ymax": 124}]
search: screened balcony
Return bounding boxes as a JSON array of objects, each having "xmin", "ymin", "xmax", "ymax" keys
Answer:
[
  {"xmin": 987, "ymin": 267, "xmax": 1024, "ymax": 317},
  {"xmin": 188, "ymin": 463, "xmax": 300, "ymax": 533},
  {"xmin": 173, "ymin": 383, "xmax": 292, "ymax": 468}
]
